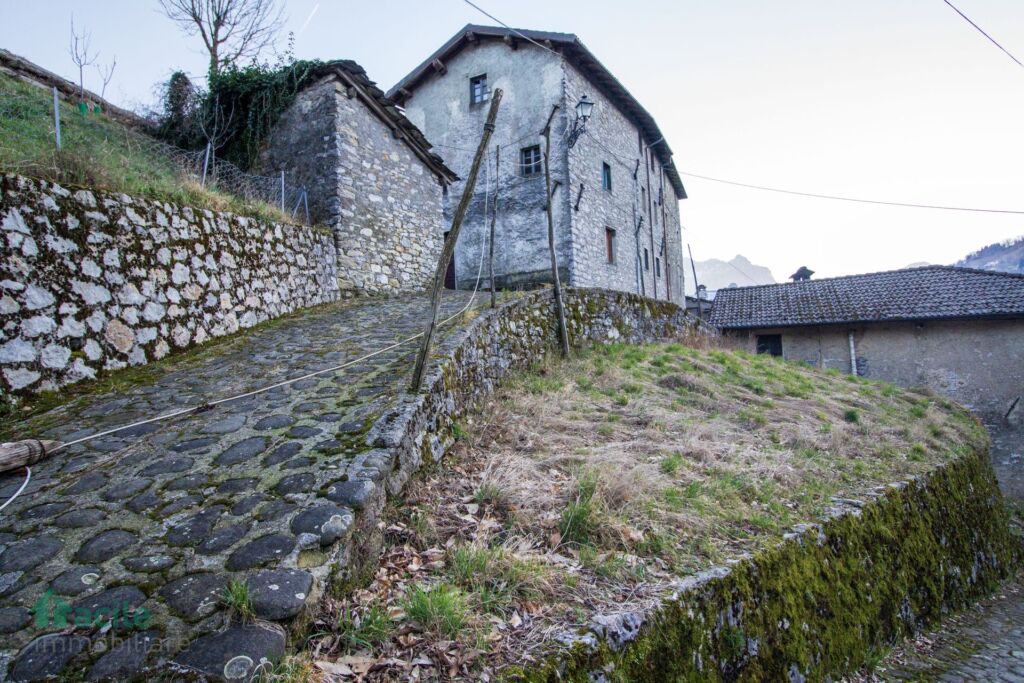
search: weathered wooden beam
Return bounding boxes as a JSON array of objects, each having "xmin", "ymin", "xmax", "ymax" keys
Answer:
[
  {"xmin": 431, "ymin": 58, "xmax": 447, "ymax": 75},
  {"xmin": 489, "ymin": 145, "xmax": 499, "ymax": 309},
  {"xmin": 410, "ymin": 89, "xmax": 504, "ymax": 392},
  {"xmin": 503, "ymin": 34, "xmax": 518, "ymax": 50},
  {"xmin": 465, "ymin": 31, "xmax": 477, "ymax": 43},
  {"xmin": 397, "ymin": 87, "xmax": 412, "ymax": 100},
  {"xmin": 542, "ymin": 105, "xmax": 570, "ymax": 358},
  {"xmin": 0, "ymin": 439, "xmax": 58, "ymax": 474}
]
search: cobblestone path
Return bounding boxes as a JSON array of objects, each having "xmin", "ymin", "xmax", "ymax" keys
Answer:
[
  {"xmin": 848, "ymin": 422, "xmax": 1024, "ymax": 683},
  {"xmin": 0, "ymin": 292, "xmax": 483, "ymax": 681}
]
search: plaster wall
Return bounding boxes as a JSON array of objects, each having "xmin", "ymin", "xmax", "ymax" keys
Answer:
[
  {"xmin": 741, "ymin": 319, "xmax": 1024, "ymax": 420},
  {"xmin": 401, "ymin": 41, "xmax": 569, "ymax": 290}
]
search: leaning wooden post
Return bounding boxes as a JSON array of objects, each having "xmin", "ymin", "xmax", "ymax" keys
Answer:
[
  {"xmin": 542, "ymin": 106, "xmax": 570, "ymax": 357},
  {"xmin": 489, "ymin": 145, "xmax": 500, "ymax": 309},
  {"xmin": 410, "ymin": 89, "xmax": 504, "ymax": 392}
]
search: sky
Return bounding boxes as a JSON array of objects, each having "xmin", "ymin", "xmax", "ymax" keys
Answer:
[{"xmin": 2, "ymin": 0, "xmax": 1022, "ymax": 283}]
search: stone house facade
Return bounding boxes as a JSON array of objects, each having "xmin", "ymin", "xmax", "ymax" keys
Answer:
[
  {"xmin": 710, "ymin": 266, "xmax": 1024, "ymax": 422},
  {"xmin": 261, "ymin": 62, "xmax": 457, "ymax": 294},
  {"xmin": 388, "ymin": 25, "xmax": 687, "ymax": 301}
]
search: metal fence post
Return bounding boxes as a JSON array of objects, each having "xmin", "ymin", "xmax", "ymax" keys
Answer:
[
  {"xmin": 201, "ymin": 143, "xmax": 211, "ymax": 187},
  {"xmin": 280, "ymin": 171, "xmax": 285, "ymax": 213},
  {"xmin": 52, "ymin": 87, "xmax": 61, "ymax": 151}
]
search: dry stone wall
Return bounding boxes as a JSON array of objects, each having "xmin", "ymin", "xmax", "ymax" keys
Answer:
[
  {"xmin": 514, "ymin": 444, "xmax": 1018, "ymax": 682},
  {"xmin": 0, "ymin": 174, "xmax": 340, "ymax": 395}
]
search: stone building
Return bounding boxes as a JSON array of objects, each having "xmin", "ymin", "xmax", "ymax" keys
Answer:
[
  {"xmin": 388, "ymin": 25, "xmax": 687, "ymax": 301},
  {"xmin": 710, "ymin": 266, "xmax": 1024, "ymax": 422},
  {"xmin": 262, "ymin": 61, "xmax": 457, "ymax": 294}
]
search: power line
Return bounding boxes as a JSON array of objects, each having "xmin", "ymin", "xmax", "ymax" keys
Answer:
[
  {"xmin": 458, "ymin": 0, "xmax": 563, "ymax": 57},
  {"xmin": 942, "ymin": 0, "xmax": 1024, "ymax": 69},
  {"xmin": 680, "ymin": 171, "xmax": 1024, "ymax": 215}
]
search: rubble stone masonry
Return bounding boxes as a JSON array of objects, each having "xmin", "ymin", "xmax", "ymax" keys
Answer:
[
  {"xmin": 261, "ymin": 77, "xmax": 447, "ymax": 294},
  {"xmin": 0, "ymin": 174, "xmax": 339, "ymax": 395}
]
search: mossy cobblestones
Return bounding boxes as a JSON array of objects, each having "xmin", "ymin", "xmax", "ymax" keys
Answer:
[
  {"xmin": 0, "ymin": 287, "xmax": 689, "ymax": 681},
  {"xmin": 0, "ymin": 292, "xmax": 481, "ymax": 681}
]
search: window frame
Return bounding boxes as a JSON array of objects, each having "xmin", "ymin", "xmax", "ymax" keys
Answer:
[
  {"xmin": 519, "ymin": 145, "xmax": 542, "ymax": 177},
  {"xmin": 605, "ymin": 227, "xmax": 616, "ymax": 264},
  {"xmin": 469, "ymin": 74, "xmax": 489, "ymax": 105},
  {"xmin": 601, "ymin": 162, "xmax": 612, "ymax": 192}
]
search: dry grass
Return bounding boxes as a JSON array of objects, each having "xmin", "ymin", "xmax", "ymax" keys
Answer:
[{"xmin": 306, "ymin": 340, "xmax": 987, "ymax": 680}]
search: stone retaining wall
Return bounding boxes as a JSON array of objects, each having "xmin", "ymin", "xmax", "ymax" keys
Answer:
[
  {"xmin": 509, "ymin": 442, "xmax": 1019, "ymax": 682},
  {"xmin": 0, "ymin": 174, "xmax": 340, "ymax": 395}
]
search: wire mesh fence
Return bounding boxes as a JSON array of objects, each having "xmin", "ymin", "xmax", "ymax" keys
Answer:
[{"xmin": 0, "ymin": 85, "xmax": 310, "ymax": 223}]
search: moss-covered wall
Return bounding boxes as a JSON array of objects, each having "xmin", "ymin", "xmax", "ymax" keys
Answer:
[
  {"xmin": 0, "ymin": 174, "xmax": 340, "ymax": 395},
  {"xmin": 506, "ymin": 444, "xmax": 1018, "ymax": 682}
]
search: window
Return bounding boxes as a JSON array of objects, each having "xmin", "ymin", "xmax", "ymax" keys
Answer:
[
  {"xmin": 644, "ymin": 248, "xmax": 649, "ymax": 271},
  {"xmin": 470, "ymin": 74, "xmax": 488, "ymax": 105},
  {"xmin": 602, "ymin": 162, "xmax": 612, "ymax": 191},
  {"xmin": 756, "ymin": 334, "xmax": 783, "ymax": 357},
  {"xmin": 605, "ymin": 228, "xmax": 616, "ymax": 264},
  {"xmin": 655, "ymin": 257, "xmax": 661, "ymax": 277},
  {"xmin": 520, "ymin": 145, "xmax": 542, "ymax": 176}
]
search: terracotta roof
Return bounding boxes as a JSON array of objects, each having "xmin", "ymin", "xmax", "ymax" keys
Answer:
[
  {"xmin": 386, "ymin": 24, "xmax": 685, "ymax": 198},
  {"xmin": 306, "ymin": 60, "xmax": 457, "ymax": 183},
  {"xmin": 710, "ymin": 266, "xmax": 1024, "ymax": 329}
]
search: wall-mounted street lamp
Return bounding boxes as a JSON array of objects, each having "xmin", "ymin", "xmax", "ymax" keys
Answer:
[{"xmin": 567, "ymin": 94, "xmax": 594, "ymax": 148}]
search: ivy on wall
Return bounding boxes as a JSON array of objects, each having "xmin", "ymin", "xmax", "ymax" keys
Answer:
[{"xmin": 207, "ymin": 59, "xmax": 324, "ymax": 170}]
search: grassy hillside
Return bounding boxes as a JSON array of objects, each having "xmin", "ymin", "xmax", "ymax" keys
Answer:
[
  {"xmin": 299, "ymin": 342, "xmax": 989, "ymax": 681},
  {"xmin": 0, "ymin": 72, "xmax": 291, "ymax": 223}
]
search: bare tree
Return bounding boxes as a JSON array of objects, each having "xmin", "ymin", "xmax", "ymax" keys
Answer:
[
  {"xmin": 198, "ymin": 93, "xmax": 235, "ymax": 150},
  {"xmin": 158, "ymin": 0, "xmax": 284, "ymax": 77},
  {"xmin": 69, "ymin": 16, "xmax": 98, "ymax": 101},
  {"xmin": 96, "ymin": 57, "xmax": 117, "ymax": 101}
]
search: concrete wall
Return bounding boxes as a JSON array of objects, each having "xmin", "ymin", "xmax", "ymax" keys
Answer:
[
  {"xmin": 263, "ymin": 77, "xmax": 446, "ymax": 294},
  {"xmin": 0, "ymin": 174, "xmax": 340, "ymax": 395},
  {"xmin": 401, "ymin": 40, "xmax": 569, "ymax": 290},
  {"xmin": 400, "ymin": 39, "xmax": 684, "ymax": 300},
  {"xmin": 562, "ymin": 61, "xmax": 684, "ymax": 303},
  {"xmin": 739, "ymin": 319, "xmax": 1024, "ymax": 420}
]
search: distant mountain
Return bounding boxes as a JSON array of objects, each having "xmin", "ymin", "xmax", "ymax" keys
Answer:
[
  {"xmin": 955, "ymin": 235, "xmax": 1024, "ymax": 274},
  {"xmin": 683, "ymin": 255, "xmax": 776, "ymax": 297}
]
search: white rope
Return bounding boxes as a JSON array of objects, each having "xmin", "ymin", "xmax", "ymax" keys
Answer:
[
  {"xmin": 51, "ymin": 241, "xmax": 491, "ymax": 456},
  {"xmin": 0, "ymin": 467, "xmax": 31, "ymax": 513}
]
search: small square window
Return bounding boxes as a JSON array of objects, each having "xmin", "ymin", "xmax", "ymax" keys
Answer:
[
  {"xmin": 605, "ymin": 227, "xmax": 616, "ymax": 264},
  {"xmin": 470, "ymin": 74, "xmax": 488, "ymax": 105},
  {"xmin": 602, "ymin": 162, "xmax": 612, "ymax": 191},
  {"xmin": 520, "ymin": 145, "xmax": 542, "ymax": 176}
]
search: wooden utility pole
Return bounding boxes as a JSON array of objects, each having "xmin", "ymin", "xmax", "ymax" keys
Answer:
[
  {"xmin": 489, "ymin": 145, "xmax": 499, "ymax": 309},
  {"xmin": 687, "ymin": 244, "xmax": 704, "ymax": 319},
  {"xmin": 542, "ymin": 105, "xmax": 570, "ymax": 357},
  {"xmin": 410, "ymin": 89, "xmax": 503, "ymax": 392}
]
